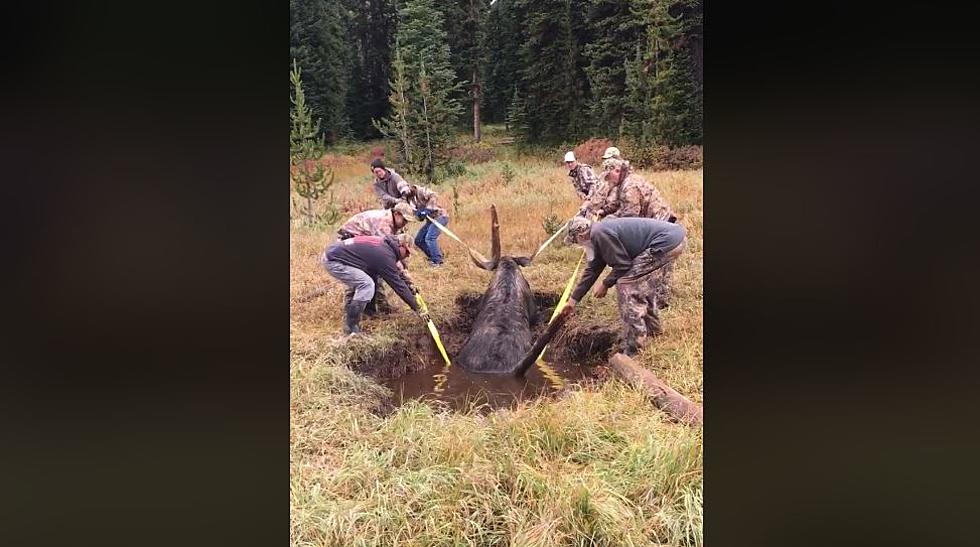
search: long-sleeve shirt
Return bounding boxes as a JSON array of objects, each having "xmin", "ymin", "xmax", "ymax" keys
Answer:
[
  {"xmin": 339, "ymin": 208, "xmax": 399, "ymax": 237},
  {"xmin": 337, "ymin": 208, "xmax": 413, "ymax": 281},
  {"xmin": 579, "ymin": 172, "xmax": 675, "ymax": 222},
  {"xmin": 325, "ymin": 235, "xmax": 420, "ymax": 312},
  {"xmin": 570, "ymin": 218, "xmax": 686, "ymax": 301},
  {"xmin": 372, "ymin": 168, "xmax": 411, "ymax": 209},
  {"xmin": 409, "ymin": 184, "xmax": 448, "ymax": 218},
  {"xmin": 568, "ymin": 163, "xmax": 598, "ymax": 200}
]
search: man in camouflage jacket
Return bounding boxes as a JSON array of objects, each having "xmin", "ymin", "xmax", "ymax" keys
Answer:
[
  {"xmin": 563, "ymin": 151, "xmax": 598, "ymax": 200},
  {"xmin": 406, "ymin": 184, "xmax": 450, "ymax": 266},
  {"xmin": 334, "ymin": 202, "xmax": 419, "ymax": 315},
  {"xmin": 579, "ymin": 158, "xmax": 679, "ymax": 307}
]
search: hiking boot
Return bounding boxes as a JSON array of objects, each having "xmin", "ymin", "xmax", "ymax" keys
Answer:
[{"xmin": 343, "ymin": 300, "xmax": 369, "ymax": 335}]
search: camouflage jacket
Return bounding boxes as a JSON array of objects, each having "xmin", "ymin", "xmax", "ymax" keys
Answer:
[
  {"xmin": 409, "ymin": 185, "xmax": 448, "ymax": 219},
  {"xmin": 372, "ymin": 168, "xmax": 411, "ymax": 209},
  {"xmin": 337, "ymin": 208, "xmax": 413, "ymax": 281},
  {"xmin": 568, "ymin": 163, "xmax": 598, "ymax": 200},
  {"xmin": 339, "ymin": 208, "xmax": 401, "ymax": 238},
  {"xmin": 580, "ymin": 173, "xmax": 674, "ymax": 222}
]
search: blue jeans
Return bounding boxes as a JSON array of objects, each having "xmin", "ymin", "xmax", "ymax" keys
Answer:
[{"xmin": 414, "ymin": 215, "xmax": 449, "ymax": 265}]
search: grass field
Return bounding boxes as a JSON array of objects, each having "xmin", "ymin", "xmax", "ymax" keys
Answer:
[{"xmin": 290, "ymin": 129, "xmax": 703, "ymax": 546}]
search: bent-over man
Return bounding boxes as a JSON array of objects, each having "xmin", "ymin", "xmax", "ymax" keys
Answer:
[
  {"xmin": 336, "ymin": 202, "xmax": 418, "ymax": 315},
  {"xmin": 321, "ymin": 233, "xmax": 428, "ymax": 338},
  {"xmin": 561, "ymin": 216, "xmax": 686, "ymax": 356}
]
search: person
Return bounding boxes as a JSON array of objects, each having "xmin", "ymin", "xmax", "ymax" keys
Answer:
[
  {"xmin": 321, "ymin": 233, "xmax": 428, "ymax": 337},
  {"xmin": 560, "ymin": 216, "xmax": 686, "ymax": 356},
  {"xmin": 370, "ymin": 158, "xmax": 412, "ymax": 209},
  {"xmin": 563, "ymin": 151, "xmax": 598, "ymax": 200},
  {"xmin": 580, "ymin": 158, "xmax": 675, "ymax": 222},
  {"xmin": 335, "ymin": 202, "xmax": 418, "ymax": 315},
  {"xmin": 406, "ymin": 184, "xmax": 450, "ymax": 267},
  {"xmin": 337, "ymin": 202, "xmax": 417, "ymax": 240},
  {"xmin": 581, "ymin": 157, "xmax": 679, "ymax": 307}
]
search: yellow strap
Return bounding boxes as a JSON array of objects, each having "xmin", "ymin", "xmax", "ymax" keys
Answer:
[
  {"xmin": 533, "ymin": 250, "xmax": 586, "ymax": 380},
  {"xmin": 424, "ymin": 214, "xmax": 492, "ymax": 264},
  {"xmin": 530, "ymin": 220, "xmax": 569, "ymax": 261},
  {"xmin": 416, "ymin": 292, "xmax": 451, "ymax": 367},
  {"xmin": 424, "ymin": 214, "xmax": 467, "ymax": 248}
]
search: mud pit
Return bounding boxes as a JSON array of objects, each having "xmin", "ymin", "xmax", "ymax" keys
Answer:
[{"xmin": 347, "ymin": 291, "xmax": 619, "ymax": 412}]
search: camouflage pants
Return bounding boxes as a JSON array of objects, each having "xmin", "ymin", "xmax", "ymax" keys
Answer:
[{"xmin": 615, "ymin": 238, "xmax": 686, "ymax": 353}]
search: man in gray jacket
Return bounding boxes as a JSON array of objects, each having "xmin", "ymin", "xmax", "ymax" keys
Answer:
[
  {"xmin": 561, "ymin": 216, "xmax": 686, "ymax": 356},
  {"xmin": 370, "ymin": 158, "xmax": 412, "ymax": 209},
  {"xmin": 322, "ymin": 233, "xmax": 427, "ymax": 337}
]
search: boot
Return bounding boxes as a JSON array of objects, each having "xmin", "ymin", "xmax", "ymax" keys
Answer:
[{"xmin": 344, "ymin": 300, "xmax": 369, "ymax": 335}]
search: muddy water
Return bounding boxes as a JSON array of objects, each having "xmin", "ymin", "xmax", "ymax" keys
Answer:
[{"xmin": 381, "ymin": 357, "xmax": 600, "ymax": 411}]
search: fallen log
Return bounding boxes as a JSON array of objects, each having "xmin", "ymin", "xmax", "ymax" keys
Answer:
[{"xmin": 608, "ymin": 352, "xmax": 703, "ymax": 426}]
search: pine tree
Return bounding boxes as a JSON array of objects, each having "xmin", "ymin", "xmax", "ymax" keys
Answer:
[
  {"xmin": 511, "ymin": 0, "xmax": 589, "ymax": 143},
  {"xmin": 634, "ymin": 0, "xmax": 702, "ymax": 146},
  {"xmin": 289, "ymin": 0, "xmax": 352, "ymax": 144},
  {"xmin": 437, "ymin": 0, "xmax": 490, "ymax": 140},
  {"xmin": 374, "ymin": 0, "xmax": 462, "ymax": 182},
  {"xmin": 505, "ymin": 88, "xmax": 530, "ymax": 147},
  {"xmin": 374, "ymin": 44, "xmax": 414, "ymax": 166},
  {"xmin": 481, "ymin": 0, "xmax": 522, "ymax": 123},
  {"xmin": 290, "ymin": 60, "xmax": 336, "ymax": 224},
  {"xmin": 583, "ymin": 0, "xmax": 647, "ymax": 137},
  {"xmin": 344, "ymin": 0, "xmax": 396, "ymax": 139}
]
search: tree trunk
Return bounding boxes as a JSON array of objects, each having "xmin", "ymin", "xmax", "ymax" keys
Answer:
[
  {"xmin": 608, "ymin": 352, "xmax": 702, "ymax": 426},
  {"xmin": 472, "ymin": 69, "xmax": 481, "ymax": 142}
]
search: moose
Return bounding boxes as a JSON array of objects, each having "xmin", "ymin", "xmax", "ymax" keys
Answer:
[{"xmin": 455, "ymin": 205, "xmax": 549, "ymax": 374}]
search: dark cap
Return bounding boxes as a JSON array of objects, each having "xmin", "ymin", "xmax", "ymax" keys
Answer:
[{"xmin": 370, "ymin": 158, "xmax": 385, "ymax": 170}]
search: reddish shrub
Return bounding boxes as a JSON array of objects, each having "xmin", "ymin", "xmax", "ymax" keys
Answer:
[
  {"xmin": 573, "ymin": 138, "xmax": 614, "ymax": 167},
  {"xmin": 619, "ymin": 140, "xmax": 703, "ymax": 171}
]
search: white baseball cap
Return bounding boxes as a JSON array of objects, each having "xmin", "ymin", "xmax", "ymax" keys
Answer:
[{"xmin": 563, "ymin": 151, "xmax": 576, "ymax": 162}]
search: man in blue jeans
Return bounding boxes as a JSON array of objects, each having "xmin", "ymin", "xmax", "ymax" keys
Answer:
[{"xmin": 407, "ymin": 184, "xmax": 450, "ymax": 266}]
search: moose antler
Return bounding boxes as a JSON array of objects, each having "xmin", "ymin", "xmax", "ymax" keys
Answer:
[{"xmin": 470, "ymin": 204, "xmax": 501, "ymax": 270}]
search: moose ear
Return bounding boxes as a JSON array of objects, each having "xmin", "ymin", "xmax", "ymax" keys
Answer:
[{"xmin": 513, "ymin": 256, "xmax": 532, "ymax": 267}]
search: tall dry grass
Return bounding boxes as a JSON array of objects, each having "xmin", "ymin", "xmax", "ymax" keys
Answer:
[{"xmin": 291, "ymin": 130, "xmax": 703, "ymax": 546}]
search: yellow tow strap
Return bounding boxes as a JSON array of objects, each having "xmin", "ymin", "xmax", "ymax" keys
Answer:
[
  {"xmin": 424, "ymin": 214, "xmax": 493, "ymax": 265},
  {"xmin": 529, "ymin": 220, "xmax": 570, "ymax": 262},
  {"xmin": 415, "ymin": 292, "xmax": 451, "ymax": 367},
  {"xmin": 533, "ymin": 250, "xmax": 586, "ymax": 387}
]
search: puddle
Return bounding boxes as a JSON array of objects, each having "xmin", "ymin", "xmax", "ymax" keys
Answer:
[
  {"xmin": 350, "ymin": 291, "xmax": 619, "ymax": 413},
  {"xmin": 381, "ymin": 356, "xmax": 604, "ymax": 412}
]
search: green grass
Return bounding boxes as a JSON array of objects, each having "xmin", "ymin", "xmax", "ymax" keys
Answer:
[{"xmin": 291, "ymin": 133, "xmax": 703, "ymax": 546}]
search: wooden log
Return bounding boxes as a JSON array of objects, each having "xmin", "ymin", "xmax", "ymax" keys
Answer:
[
  {"xmin": 608, "ymin": 352, "xmax": 703, "ymax": 426},
  {"xmin": 513, "ymin": 312, "xmax": 570, "ymax": 377}
]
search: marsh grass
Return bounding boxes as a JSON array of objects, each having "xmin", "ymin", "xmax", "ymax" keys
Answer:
[{"xmin": 291, "ymin": 129, "xmax": 703, "ymax": 546}]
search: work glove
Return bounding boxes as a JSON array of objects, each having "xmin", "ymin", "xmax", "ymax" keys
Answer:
[
  {"xmin": 417, "ymin": 310, "xmax": 431, "ymax": 323},
  {"xmin": 415, "ymin": 207, "xmax": 431, "ymax": 220},
  {"xmin": 410, "ymin": 284, "xmax": 420, "ymax": 295}
]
